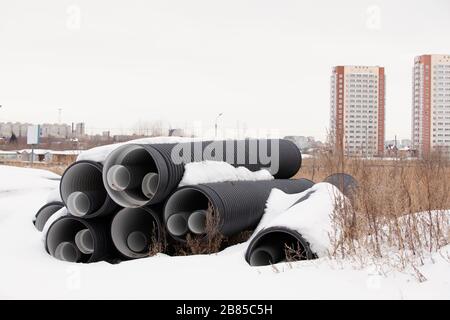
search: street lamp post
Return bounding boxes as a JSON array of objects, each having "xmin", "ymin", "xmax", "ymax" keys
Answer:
[{"xmin": 215, "ymin": 113, "xmax": 223, "ymax": 139}]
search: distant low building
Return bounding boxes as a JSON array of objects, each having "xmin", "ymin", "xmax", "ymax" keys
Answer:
[
  {"xmin": 169, "ymin": 128, "xmax": 186, "ymax": 137},
  {"xmin": 0, "ymin": 150, "xmax": 19, "ymax": 161},
  {"xmin": 284, "ymin": 136, "xmax": 319, "ymax": 152},
  {"xmin": 12, "ymin": 149, "xmax": 81, "ymax": 164}
]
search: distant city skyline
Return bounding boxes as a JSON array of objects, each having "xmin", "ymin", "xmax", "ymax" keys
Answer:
[{"xmin": 1, "ymin": 0, "xmax": 449, "ymax": 141}]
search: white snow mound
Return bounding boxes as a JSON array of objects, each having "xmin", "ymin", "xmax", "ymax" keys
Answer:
[
  {"xmin": 179, "ymin": 161, "xmax": 274, "ymax": 187},
  {"xmin": 46, "ymin": 188, "xmax": 62, "ymax": 203},
  {"xmin": 77, "ymin": 136, "xmax": 199, "ymax": 163},
  {"xmin": 252, "ymin": 182, "xmax": 346, "ymax": 257},
  {"xmin": 0, "ymin": 165, "xmax": 60, "ymax": 194}
]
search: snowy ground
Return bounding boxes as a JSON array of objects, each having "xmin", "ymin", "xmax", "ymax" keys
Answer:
[{"xmin": 0, "ymin": 164, "xmax": 449, "ymax": 300}]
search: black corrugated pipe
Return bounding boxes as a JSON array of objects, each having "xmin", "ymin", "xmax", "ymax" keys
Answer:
[
  {"xmin": 102, "ymin": 139, "xmax": 302, "ymax": 208},
  {"xmin": 45, "ymin": 215, "xmax": 117, "ymax": 263},
  {"xmin": 245, "ymin": 227, "xmax": 316, "ymax": 266},
  {"xmin": 163, "ymin": 179, "xmax": 315, "ymax": 242},
  {"xmin": 324, "ymin": 173, "xmax": 358, "ymax": 198},
  {"xmin": 60, "ymin": 160, "xmax": 119, "ymax": 218},
  {"xmin": 33, "ymin": 201, "xmax": 64, "ymax": 232},
  {"xmin": 245, "ymin": 174, "xmax": 358, "ymax": 267},
  {"xmin": 110, "ymin": 206, "xmax": 162, "ymax": 259}
]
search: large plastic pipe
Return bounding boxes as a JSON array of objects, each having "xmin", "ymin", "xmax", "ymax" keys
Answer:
[
  {"xmin": 142, "ymin": 172, "xmax": 159, "ymax": 198},
  {"xmin": 110, "ymin": 207, "xmax": 162, "ymax": 259},
  {"xmin": 60, "ymin": 161, "xmax": 119, "ymax": 218},
  {"xmin": 66, "ymin": 191, "xmax": 106, "ymax": 217},
  {"xmin": 164, "ymin": 179, "xmax": 315, "ymax": 242},
  {"xmin": 46, "ymin": 215, "xmax": 117, "ymax": 263},
  {"xmin": 166, "ymin": 212, "xmax": 190, "ymax": 237},
  {"xmin": 324, "ymin": 173, "xmax": 358, "ymax": 198},
  {"xmin": 33, "ymin": 201, "xmax": 64, "ymax": 232},
  {"xmin": 106, "ymin": 165, "xmax": 149, "ymax": 191},
  {"xmin": 103, "ymin": 139, "xmax": 302, "ymax": 208},
  {"xmin": 248, "ymin": 244, "xmax": 284, "ymax": 267},
  {"xmin": 246, "ymin": 227, "xmax": 315, "ymax": 266},
  {"xmin": 54, "ymin": 241, "xmax": 82, "ymax": 263},
  {"xmin": 245, "ymin": 175, "xmax": 357, "ymax": 267},
  {"xmin": 75, "ymin": 229, "xmax": 94, "ymax": 254},
  {"xmin": 187, "ymin": 210, "xmax": 208, "ymax": 235}
]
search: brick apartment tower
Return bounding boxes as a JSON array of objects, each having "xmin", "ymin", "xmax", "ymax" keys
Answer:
[
  {"xmin": 330, "ymin": 66, "xmax": 385, "ymax": 157},
  {"xmin": 412, "ymin": 54, "xmax": 450, "ymax": 157}
]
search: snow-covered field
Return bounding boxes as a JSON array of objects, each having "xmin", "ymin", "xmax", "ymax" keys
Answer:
[{"xmin": 0, "ymin": 164, "xmax": 449, "ymax": 300}]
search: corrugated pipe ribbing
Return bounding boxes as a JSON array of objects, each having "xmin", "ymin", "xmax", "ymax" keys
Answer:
[
  {"xmin": 33, "ymin": 201, "xmax": 64, "ymax": 232},
  {"xmin": 110, "ymin": 206, "xmax": 162, "ymax": 260},
  {"xmin": 60, "ymin": 160, "xmax": 120, "ymax": 218},
  {"xmin": 102, "ymin": 139, "xmax": 302, "ymax": 208},
  {"xmin": 164, "ymin": 178, "xmax": 315, "ymax": 242},
  {"xmin": 45, "ymin": 215, "xmax": 118, "ymax": 263}
]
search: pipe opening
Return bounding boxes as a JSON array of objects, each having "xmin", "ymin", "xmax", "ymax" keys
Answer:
[
  {"xmin": 67, "ymin": 191, "xmax": 101, "ymax": 217},
  {"xmin": 249, "ymin": 248, "xmax": 275, "ymax": 267},
  {"xmin": 55, "ymin": 242, "xmax": 82, "ymax": 263},
  {"xmin": 167, "ymin": 213, "xmax": 190, "ymax": 237},
  {"xmin": 107, "ymin": 165, "xmax": 149, "ymax": 192},
  {"xmin": 60, "ymin": 161, "xmax": 108, "ymax": 218},
  {"xmin": 46, "ymin": 218, "xmax": 92, "ymax": 263},
  {"xmin": 34, "ymin": 203, "xmax": 64, "ymax": 232},
  {"xmin": 142, "ymin": 173, "xmax": 159, "ymax": 198},
  {"xmin": 188, "ymin": 210, "xmax": 208, "ymax": 235},
  {"xmin": 126, "ymin": 231, "xmax": 149, "ymax": 253},
  {"xmin": 75, "ymin": 229, "xmax": 94, "ymax": 254},
  {"xmin": 103, "ymin": 145, "xmax": 158, "ymax": 208},
  {"xmin": 248, "ymin": 230, "xmax": 312, "ymax": 267},
  {"xmin": 164, "ymin": 188, "xmax": 210, "ymax": 240},
  {"xmin": 111, "ymin": 207, "xmax": 161, "ymax": 259}
]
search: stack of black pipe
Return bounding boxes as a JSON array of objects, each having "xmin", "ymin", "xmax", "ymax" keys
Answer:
[{"xmin": 37, "ymin": 139, "xmax": 322, "ymax": 265}]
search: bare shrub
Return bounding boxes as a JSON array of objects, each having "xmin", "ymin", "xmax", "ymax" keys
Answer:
[
  {"xmin": 298, "ymin": 150, "xmax": 450, "ymax": 274},
  {"xmin": 285, "ymin": 242, "xmax": 310, "ymax": 263},
  {"xmin": 173, "ymin": 203, "xmax": 253, "ymax": 256},
  {"xmin": 176, "ymin": 203, "xmax": 224, "ymax": 256},
  {"xmin": 148, "ymin": 222, "xmax": 167, "ymax": 257}
]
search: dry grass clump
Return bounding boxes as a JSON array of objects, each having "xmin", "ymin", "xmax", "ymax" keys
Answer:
[
  {"xmin": 148, "ymin": 222, "xmax": 168, "ymax": 257},
  {"xmin": 297, "ymin": 150, "xmax": 450, "ymax": 273},
  {"xmin": 169, "ymin": 203, "xmax": 253, "ymax": 256}
]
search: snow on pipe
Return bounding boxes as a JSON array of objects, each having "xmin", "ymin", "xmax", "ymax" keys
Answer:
[
  {"xmin": 102, "ymin": 139, "xmax": 302, "ymax": 208},
  {"xmin": 245, "ymin": 179, "xmax": 356, "ymax": 267},
  {"xmin": 46, "ymin": 215, "xmax": 116, "ymax": 263},
  {"xmin": 110, "ymin": 207, "xmax": 162, "ymax": 259},
  {"xmin": 33, "ymin": 201, "xmax": 64, "ymax": 232},
  {"xmin": 164, "ymin": 179, "xmax": 315, "ymax": 241},
  {"xmin": 60, "ymin": 160, "xmax": 119, "ymax": 218}
]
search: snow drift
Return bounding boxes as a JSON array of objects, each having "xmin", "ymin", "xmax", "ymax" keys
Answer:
[
  {"xmin": 179, "ymin": 161, "xmax": 274, "ymax": 187},
  {"xmin": 246, "ymin": 183, "xmax": 346, "ymax": 266}
]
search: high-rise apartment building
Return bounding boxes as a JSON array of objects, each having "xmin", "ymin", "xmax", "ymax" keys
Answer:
[
  {"xmin": 412, "ymin": 54, "xmax": 450, "ymax": 157},
  {"xmin": 330, "ymin": 65, "xmax": 385, "ymax": 157}
]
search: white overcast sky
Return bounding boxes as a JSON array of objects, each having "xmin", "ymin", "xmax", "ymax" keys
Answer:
[{"xmin": 0, "ymin": 0, "xmax": 449, "ymax": 140}]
